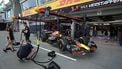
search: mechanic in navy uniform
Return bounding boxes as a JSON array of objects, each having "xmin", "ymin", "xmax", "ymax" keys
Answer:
[
  {"xmin": 17, "ymin": 40, "xmax": 36, "ymax": 60},
  {"xmin": 22, "ymin": 22, "xmax": 30, "ymax": 41}
]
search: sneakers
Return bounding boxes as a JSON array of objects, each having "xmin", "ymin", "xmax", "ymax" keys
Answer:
[
  {"xmin": 6, "ymin": 48, "xmax": 11, "ymax": 50},
  {"xmin": 3, "ymin": 48, "xmax": 16, "ymax": 52},
  {"xmin": 3, "ymin": 49, "xmax": 7, "ymax": 52},
  {"xmin": 3, "ymin": 48, "xmax": 10, "ymax": 52}
]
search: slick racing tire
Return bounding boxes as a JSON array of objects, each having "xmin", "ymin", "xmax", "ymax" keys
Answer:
[{"xmin": 59, "ymin": 39, "xmax": 67, "ymax": 51}]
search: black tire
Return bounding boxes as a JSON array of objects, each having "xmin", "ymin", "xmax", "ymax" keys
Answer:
[
  {"xmin": 59, "ymin": 43, "xmax": 65, "ymax": 51},
  {"xmin": 59, "ymin": 40, "xmax": 67, "ymax": 51}
]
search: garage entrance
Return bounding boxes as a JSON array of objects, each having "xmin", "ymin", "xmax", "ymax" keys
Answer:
[{"xmin": 0, "ymin": 23, "xmax": 7, "ymax": 31}]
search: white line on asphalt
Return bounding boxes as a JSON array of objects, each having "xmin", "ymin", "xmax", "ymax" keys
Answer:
[{"xmin": 32, "ymin": 44, "xmax": 77, "ymax": 61}]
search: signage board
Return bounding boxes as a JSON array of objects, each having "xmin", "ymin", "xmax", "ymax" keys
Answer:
[
  {"xmin": 39, "ymin": 0, "xmax": 93, "ymax": 10},
  {"xmin": 22, "ymin": 0, "xmax": 93, "ymax": 16},
  {"xmin": 80, "ymin": 0, "xmax": 122, "ymax": 9},
  {"xmin": 22, "ymin": 7, "xmax": 38, "ymax": 17}
]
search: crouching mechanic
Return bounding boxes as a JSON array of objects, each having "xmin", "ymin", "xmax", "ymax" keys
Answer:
[{"xmin": 17, "ymin": 40, "xmax": 36, "ymax": 60}]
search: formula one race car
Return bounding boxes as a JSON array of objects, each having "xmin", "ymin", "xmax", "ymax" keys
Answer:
[
  {"xmin": 41, "ymin": 30, "xmax": 97, "ymax": 55},
  {"xmin": 58, "ymin": 37, "xmax": 97, "ymax": 55},
  {"xmin": 47, "ymin": 31, "xmax": 62, "ymax": 47}
]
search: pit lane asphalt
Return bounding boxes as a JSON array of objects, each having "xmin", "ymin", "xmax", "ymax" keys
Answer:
[{"xmin": 0, "ymin": 31, "xmax": 122, "ymax": 69}]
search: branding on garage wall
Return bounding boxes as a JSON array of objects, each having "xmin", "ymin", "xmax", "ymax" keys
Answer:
[
  {"xmin": 59, "ymin": 0, "xmax": 85, "ymax": 7},
  {"xmin": 22, "ymin": 0, "xmax": 93, "ymax": 17},
  {"xmin": 22, "ymin": 7, "xmax": 38, "ymax": 17},
  {"xmin": 80, "ymin": 0, "xmax": 122, "ymax": 9},
  {"xmin": 40, "ymin": 0, "xmax": 93, "ymax": 10}
]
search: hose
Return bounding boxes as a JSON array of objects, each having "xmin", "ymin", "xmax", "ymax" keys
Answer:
[{"xmin": 31, "ymin": 14, "xmax": 56, "ymax": 69}]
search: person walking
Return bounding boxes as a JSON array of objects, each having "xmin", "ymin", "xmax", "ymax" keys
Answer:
[
  {"xmin": 3, "ymin": 24, "xmax": 16, "ymax": 52},
  {"xmin": 22, "ymin": 22, "xmax": 30, "ymax": 41}
]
